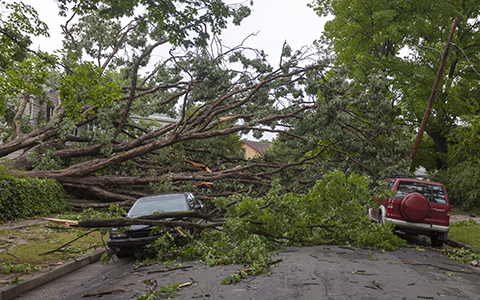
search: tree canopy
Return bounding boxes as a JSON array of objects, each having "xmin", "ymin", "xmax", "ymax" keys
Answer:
[{"xmin": 311, "ymin": 0, "xmax": 480, "ymax": 171}]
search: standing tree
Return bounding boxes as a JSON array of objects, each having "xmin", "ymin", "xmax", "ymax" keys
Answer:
[{"xmin": 310, "ymin": 0, "xmax": 480, "ymax": 171}]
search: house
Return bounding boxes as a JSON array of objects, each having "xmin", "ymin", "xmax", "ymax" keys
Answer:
[
  {"xmin": 1, "ymin": 90, "xmax": 58, "ymax": 160},
  {"xmin": 242, "ymin": 140, "xmax": 272, "ymax": 159}
]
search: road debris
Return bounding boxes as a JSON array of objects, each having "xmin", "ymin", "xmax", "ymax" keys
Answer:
[{"xmin": 81, "ymin": 289, "xmax": 125, "ymax": 297}]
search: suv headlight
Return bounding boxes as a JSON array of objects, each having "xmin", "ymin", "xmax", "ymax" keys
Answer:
[{"xmin": 110, "ymin": 231, "xmax": 127, "ymax": 238}]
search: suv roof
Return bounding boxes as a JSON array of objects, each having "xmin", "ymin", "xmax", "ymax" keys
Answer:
[{"xmin": 386, "ymin": 174, "xmax": 440, "ymax": 182}]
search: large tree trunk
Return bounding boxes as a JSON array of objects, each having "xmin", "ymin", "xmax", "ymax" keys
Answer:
[{"xmin": 426, "ymin": 130, "xmax": 448, "ymax": 170}]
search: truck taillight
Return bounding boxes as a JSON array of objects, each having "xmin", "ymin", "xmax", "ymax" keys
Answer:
[
  {"xmin": 387, "ymin": 203, "xmax": 393, "ymax": 214},
  {"xmin": 446, "ymin": 210, "xmax": 451, "ymax": 222}
]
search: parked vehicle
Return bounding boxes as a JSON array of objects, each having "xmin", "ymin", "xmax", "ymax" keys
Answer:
[
  {"xmin": 368, "ymin": 176, "xmax": 450, "ymax": 246},
  {"xmin": 107, "ymin": 192, "xmax": 205, "ymax": 258}
]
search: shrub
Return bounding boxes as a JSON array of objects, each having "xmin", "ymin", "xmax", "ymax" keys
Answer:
[
  {"xmin": 436, "ymin": 161, "xmax": 480, "ymax": 211},
  {"xmin": 0, "ymin": 177, "xmax": 70, "ymax": 223}
]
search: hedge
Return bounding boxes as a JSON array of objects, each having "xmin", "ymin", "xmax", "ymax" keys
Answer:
[{"xmin": 0, "ymin": 177, "xmax": 70, "ymax": 223}]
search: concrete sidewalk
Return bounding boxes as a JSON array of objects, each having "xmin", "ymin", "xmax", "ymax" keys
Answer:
[
  {"xmin": 450, "ymin": 213, "xmax": 480, "ymax": 223},
  {"xmin": 0, "ymin": 250, "xmax": 105, "ymax": 300}
]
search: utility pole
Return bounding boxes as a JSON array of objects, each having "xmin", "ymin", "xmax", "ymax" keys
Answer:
[{"xmin": 410, "ymin": 15, "xmax": 459, "ymax": 171}]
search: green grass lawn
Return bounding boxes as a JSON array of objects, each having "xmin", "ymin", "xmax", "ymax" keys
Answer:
[
  {"xmin": 449, "ymin": 219, "xmax": 480, "ymax": 249},
  {"xmin": 0, "ymin": 223, "xmax": 105, "ymax": 286}
]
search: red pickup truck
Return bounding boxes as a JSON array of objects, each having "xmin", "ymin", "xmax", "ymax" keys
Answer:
[{"xmin": 368, "ymin": 177, "xmax": 450, "ymax": 246}]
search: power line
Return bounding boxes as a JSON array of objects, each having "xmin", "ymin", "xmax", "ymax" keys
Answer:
[{"xmin": 451, "ymin": 43, "xmax": 480, "ymax": 77}]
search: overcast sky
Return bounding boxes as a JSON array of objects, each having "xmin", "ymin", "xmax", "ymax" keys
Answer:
[{"xmin": 21, "ymin": 0, "xmax": 327, "ymax": 65}]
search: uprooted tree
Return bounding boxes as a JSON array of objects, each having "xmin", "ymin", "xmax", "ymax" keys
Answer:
[
  {"xmin": 0, "ymin": 0, "xmax": 410, "ymax": 207},
  {"xmin": 0, "ymin": 0, "xmax": 315, "ymax": 204},
  {"xmin": 72, "ymin": 171, "xmax": 405, "ymax": 279}
]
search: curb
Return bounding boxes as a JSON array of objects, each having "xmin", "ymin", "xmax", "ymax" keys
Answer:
[
  {"xmin": 446, "ymin": 238, "xmax": 476, "ymax": 250},
  {"xmin": 0, "ymin": 249, "xmax": 105, "ymax": 300}
]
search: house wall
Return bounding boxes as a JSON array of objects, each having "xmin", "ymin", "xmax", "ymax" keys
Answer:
[
  {"xmin": 243, "ymin": 145, "xmax": 260, "ymax": 159},
  {"xmin": 0, "ymin": 91, "xmax": 59, "ymax": 160}
]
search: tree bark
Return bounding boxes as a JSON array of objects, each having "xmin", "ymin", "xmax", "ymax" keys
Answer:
[{"xmin": 74, "ymin": 217, "xmax": 225, "ymax": 229}]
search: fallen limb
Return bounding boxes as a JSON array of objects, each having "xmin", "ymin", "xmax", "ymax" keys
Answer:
[
  {"xmin": 40, "ymin": 229, "xmax": 99, "ymax": 256},
  {"xmin": 42, "ymin": 218, "xmax": 79, "ymax": 227},
  {"xmin": 149, "ymin": 279, "xmax": 157, "ymax": 292},
  {"xmin": 179, "ymin": 282, "xmax": 193, "ymax": 288},
  {"xmin": 174, "ymin": 227, "xmax": 187, "ymax": 237},
  {"xmin": 146, "ymin": 265, "xmax": 194, "ymax": 274},
  {"xmin": 134, "ymin": 261, "xmax": 161, "ymax": 270},
  {"xmin": 81, "ymin": 289, "xmax": 125, "ymax": 297},
  {"xmin": 73, "ymin": 218, "xmax": 225, "ymax": 229}
]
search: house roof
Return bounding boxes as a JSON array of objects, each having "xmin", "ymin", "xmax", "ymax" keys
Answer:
[{"xmin": 243, "ymin": 141, "xmax": 272, "ymax": 155}]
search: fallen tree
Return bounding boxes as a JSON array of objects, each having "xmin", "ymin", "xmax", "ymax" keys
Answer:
[
  {"xmin": 1, "ymin": 1, "xmax": 411, "ymax": 207},
  {"xmin": 61, "ymin": 172, "xmax": 406, "ymax": 283},
  {"xmin": 0, "ymin": 0, "xmax": 330, "ymax": 203}
]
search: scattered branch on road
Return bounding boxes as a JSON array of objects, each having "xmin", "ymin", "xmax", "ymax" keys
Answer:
[
  {"xmin": 178, "ymin": 282, "xmax": 194, "ymax": 288},
  {"xmin": 403, "ymin": 262, "xmax": 480, "ymax": 276},
  {"xmin": 146, "ymin": 265, "xmax": 194, "ymax": 274},
  {"xmin": 81, "ymin": 289, "xmax": 125, "ymax": 298},
  {"xmin": 148, "ymin": 280, "xmax": 157, "ymax": 293}
]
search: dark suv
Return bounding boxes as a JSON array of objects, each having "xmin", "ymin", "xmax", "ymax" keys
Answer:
[{"xmin": 368, "ymin": 176, "xmax": 450, "ymax": 246}]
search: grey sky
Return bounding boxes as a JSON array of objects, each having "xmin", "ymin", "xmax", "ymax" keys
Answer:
[{"xmin": 21, "ymin": 0, "xmax": 327, "ymax": 64}]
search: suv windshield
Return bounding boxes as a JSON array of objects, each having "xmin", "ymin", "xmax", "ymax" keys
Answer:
[
  {"xmin": 395, "ymin": 181, "xmax": 447, "ymax": 204},
  {"xmin": 128, "ymin": 196, "xmax": 189, "ymax": 218}
]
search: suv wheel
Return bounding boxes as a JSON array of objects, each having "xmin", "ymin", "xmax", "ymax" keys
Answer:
[
  {"xmin": 115, "ymin": 249, "xmax": 130, "ymax": 258},
  {"xmin": 430, "ymin": 232, "xmax": 444, "ymax": 247},
  {"xmin": 378, "ymin": 211, "xmax": 385, "ymax": 224}
]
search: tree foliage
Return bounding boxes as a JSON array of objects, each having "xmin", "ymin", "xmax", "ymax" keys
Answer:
[
  {"xmin": 0, "ymin": 0, "xmax": 415, "ymax": 206},
  {"xmin": 78, "ymin": 171, "xmax": 406, "ymax": 281},
  {"xmin": 311, "ymin": 0, "xmax": 480, "ymax": 171},
  {"xmin": 263, "ymin": 67, "xmax": 410, "ymax": 188},
  {"xmin": 0, "ymin": 1, "xmax": 51, "ymax": 112}
]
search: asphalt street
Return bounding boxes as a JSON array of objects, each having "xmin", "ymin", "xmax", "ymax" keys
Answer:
[{"xmin": 14, "ymin": 245, "xmax": 480, "ymax": 300}]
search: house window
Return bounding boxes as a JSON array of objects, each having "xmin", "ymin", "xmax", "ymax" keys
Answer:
[
  {"xmin": 46, "ymin": 106, "xmax": 53, "ymax": 122},
  {"xmin": 46, "ymin": 106, "xmax": 78, "ymax": 136}
]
